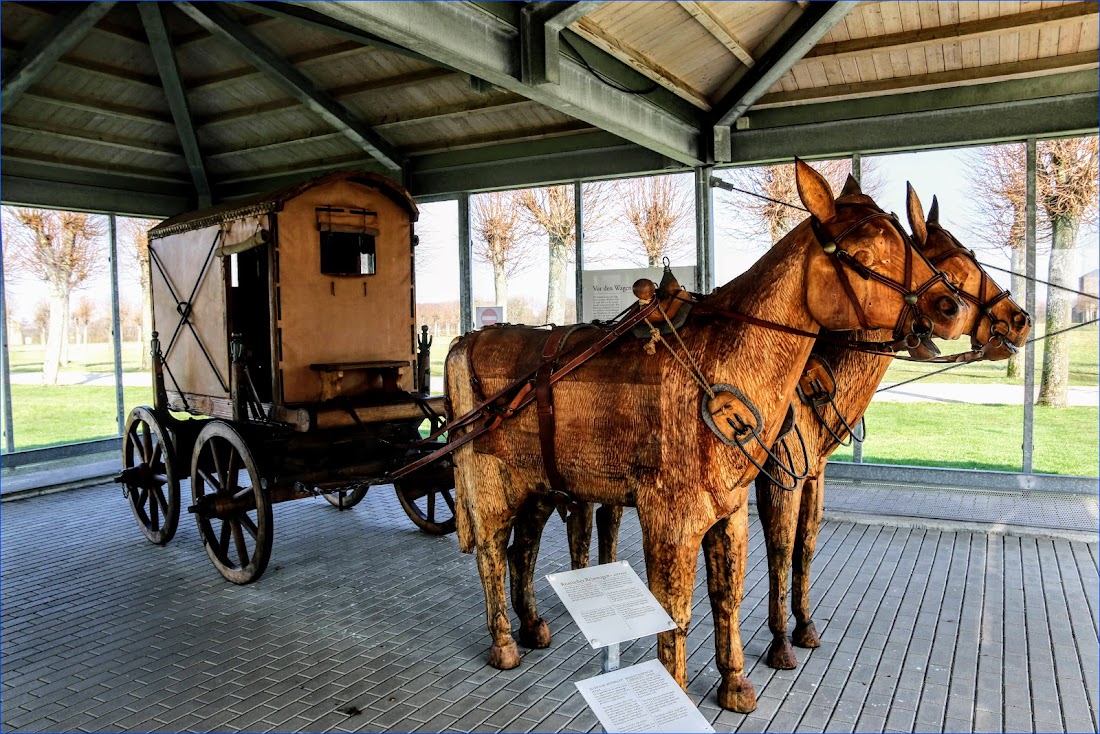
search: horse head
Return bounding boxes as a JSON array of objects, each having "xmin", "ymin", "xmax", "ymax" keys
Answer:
[
  {"xmin": 906, "ymin": 189, "xmax": 1032, "ymax": 361},
  {"xmin": 796, "ymin": 160, "xmax": 969, "ymax": 343}
]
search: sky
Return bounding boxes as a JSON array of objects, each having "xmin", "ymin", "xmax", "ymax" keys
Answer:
[{"xmin": 4, "ymin": 144, "xmax": 1098, "ymax": 327}]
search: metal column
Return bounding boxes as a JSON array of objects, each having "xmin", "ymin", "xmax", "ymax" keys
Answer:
[
  {"xmin": 1022, "ymin": 139, "xmax": 1037, "ymax": 473},
  {"xmin": 851, "ymin": 152, "xmax": 861, "ymax": 184},
  {"xmin": 0, "ymin": 233, "xmax": 15, "ymax": 453},
  {"xmin": 694, "ymin": 166, "xmax": 715, "ymax": 293},
  {"xmin": 851, "ymin": 152, "xmax": 864, "ymax": 464},
  {"xmin": 574, "ymin": 181, "xmax": 584, "ymax": 322},
  {"xmin": 458, "ymin": 193, "xmax": 474, "ymax": 333},
  {"xmin": 108, "ymin": 214, "xmax": 126, "ymax": 435}
]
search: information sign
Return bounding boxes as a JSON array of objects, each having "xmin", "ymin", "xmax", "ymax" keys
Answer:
[
  {"xmin": 475, "ymin": 305, "xmax": 501, "ymax": 328},
  {"xmin": 581, "ymin": 267, "xmax": 697, "ymax": 322},
  {"xmin": 574, "ymin": 659, "xmax": 716, "ymax": 733},
  {"xmin": 546, "ymin": 561, "xmax": 676, "ymax": 648}
]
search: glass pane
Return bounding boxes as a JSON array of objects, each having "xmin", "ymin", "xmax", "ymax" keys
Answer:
[
  {"xmin": 469, "ymin": 190, "xmax": 539, "ymax": 326},
  {"xmin": 415, "ymin": 201, "xmax": 459, "ymax": 395},
  {"xmin": 855, "ymin": 147, "xmax": 1027, "ymax": 471},
  {"xmin": 2, "ymin": 206, "xmax": 120, "ymax": 450},
  {"xmin": 116, "ymin": 216, "xmax": 159, "ymax": 418},
  {"xmin": 1031, "ymin": 136, "xmax": 1099, "ymax": 476}
]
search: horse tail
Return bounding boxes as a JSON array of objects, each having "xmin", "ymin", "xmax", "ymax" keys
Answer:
[{"xmin": 445, "ymin": 334, "xmax": 477, "ymax": 554}]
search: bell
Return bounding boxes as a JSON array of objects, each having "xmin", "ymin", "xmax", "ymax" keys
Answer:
[
  {"xmin": 903, "ymin": 292, "xmax": 919, "ymax": 306},
  {"xmin": 657, "ymin": 259, "xmax": 681, "ymax": 299}
]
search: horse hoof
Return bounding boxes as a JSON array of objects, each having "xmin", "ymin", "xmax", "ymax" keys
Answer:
[
  {"xmin": 489, "ymin": 641, "xmax": 521, "ymax": 670},
  {"xmin": 717, "ymin": 675, "xmax": 757, "ymax": 713},
  {"xmin": 518, "ymin": 618, "xmax": 551, "ymax": 649},
  {"xmin": 766, "ymin": 637, "xmax": 798, "ymax": 670},
  {"xmin": 793, "ymin": 621, "xmax": 821, "ymax": 648}
]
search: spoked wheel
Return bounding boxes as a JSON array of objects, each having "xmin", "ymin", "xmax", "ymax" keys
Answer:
[
  {"xmin": 321, "ymin": 486, "xmax": 369, "ymax": 510},
  {"xmin": 121, "ymin": 407, "xmax": 180, "ymax": 545},
  {"xmin": 395, "ymin": 478, "xmax": 456, "ymax": 535},
  {"xmin": 190, "ymin": 421, "xmax": 273, "ymax": 584}
]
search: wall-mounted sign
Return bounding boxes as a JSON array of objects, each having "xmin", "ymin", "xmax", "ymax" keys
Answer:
[{"xmin": 475, "ymin": 306, "xmax": 502, "ymax": 328}]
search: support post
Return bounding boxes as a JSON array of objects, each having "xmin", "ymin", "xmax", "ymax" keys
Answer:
[
  {"xmin": 602, "ymin": 642, "xmax": 620, "ymax": 673},
  {"xmin": 1022, "ymin": 138, "xmax": 1037, "ymax": 473},
  {"xmin": 851, "ymin": 152, "xmax": 861, "ymax": 183},
  {"xmin": 851, "ymin": 152, "xmax": 863, "ymax": 464},
  {"xmin": 108, "ymin": 214, "xmax": 126, "ymax": 436},
  {"xmin": 458, "ymin": 193, "xmax": 474, "ymax": 333},
  {"xmin": 574, "ymin": 181, "xmax": 585, "ymax": 322},
  {"xmin": 694, "ymin": 166, "xmax": 715, "ymax": 293},
  {"xmin": 0, "ymin": 232, "xmax": 15, "ymax": 453}
]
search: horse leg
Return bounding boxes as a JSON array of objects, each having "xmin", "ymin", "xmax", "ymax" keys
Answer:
[
  {"xmin": 638, "ymin": 508, "xmax": 705, "ymax": 692},
  {"xmin": 566, "ymin": 503, "xmax": 593, "ymax": 570},
  {"xmin": 508, "ymin": 495, "xmax": 555, "ymax": 649},
  {"xmin": 703, "ymin": 503, "xmax": 757, "ymax": 713},
  {"xmin": 756, "ymin": 470, "xmax": 804, "ymax": 670},
  {"xmin": 596, "ymin": 504, "xmax": 624, "ymax": 565},
  {"xmin": 792, "ymin": 474, "xmax": 824, "ymax": 648}
]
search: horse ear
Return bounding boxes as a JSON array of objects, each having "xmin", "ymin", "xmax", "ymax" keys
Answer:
[
  {"xmin": 906, "ymin": 182, "xmax": 928, "ymax": 247},
  {"xmin": 928, "ymin": 195, "xmax": 940, "ymax": 225},
  {"xmin": 840, "ymin": 174, "xmax": 862, "ymax": 197},
  {"xmin": 795, "ymin": 158, "xmax": 837, "ymax": 222}
]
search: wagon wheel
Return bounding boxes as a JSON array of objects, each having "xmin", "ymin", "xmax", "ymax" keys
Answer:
[
  {"xmin": 395, "ymin": 479, "xmax": 456, "ymax": 535},
  {"xmin": 190, "ymin": 421, "xmax": 273, "ymax": 585},
  {"xmin": 321, "ymin": 486, "xmax": 369, "ymax": 510},
  {"xmin": 121, "ymin": 406, "xmax": 180, "ymax": 545}
]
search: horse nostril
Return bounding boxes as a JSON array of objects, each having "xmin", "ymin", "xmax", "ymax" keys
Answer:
[
  {"xmin": 937, "ymin": 296, "xmax": 959, "ymax": 318},
  {"xmin": 1013, "ymin": 312, "xmax": 1030, "ymax": 328}
]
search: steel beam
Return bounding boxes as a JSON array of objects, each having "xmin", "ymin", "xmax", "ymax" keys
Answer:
[
  {"xmin": 1023, "ymin": 139, "xmax": 1037, "ymax": 474},
  {"xmin": 710, "ymin": 1, "xmax": 856, "ymax": 160},
  {"xmin": 1, "ymin": 2, "xmax": 117, "ymax": 111},
  {"xmin": 458, "ymin": 194, "xmax": 474, "ymax": 333},
  {"xmin": 176, "ymin": 2, "xmax": 405, "ymax": 173},
  {"xmin": 302, "ymin": 1, "xmax": 703, "ymax": 166},
  {"xmin": 139, "ymin": 2, "xmax": 211, "ymax": 206},
  {"xmin": 520, "ymin": 2, "xmax": 605, "ymax": 85},
  {"xmin": 574, "ymin": 181, "xmax": 584, "ymax": 320},
  {"xmin": 694, "ymin": 166, "xmax": 714, "ymax": 294},
  {"xmin": 108, "ymin": 215, "xmax": 126, "ymax": 437},
  {"xmin": 1, "ymin": 166, "xmax": 193, "ymax": 217}
]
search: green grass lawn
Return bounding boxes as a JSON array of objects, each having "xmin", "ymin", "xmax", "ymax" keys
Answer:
[
  {"xmin": 830, "ymin": 402, "xmax": 1097, "ymax": 476},
  {"xmin": 8, "ymin": 341, "xmax": 149, "ymax": 373}
]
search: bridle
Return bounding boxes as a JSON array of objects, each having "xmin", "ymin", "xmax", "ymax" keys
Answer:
[
  {"xmin": 809, "ymin": 204, "xmax": 960, "ymax": 348},
  {"xmin": 925, "ymin": 223, "xmax": 1028, "ymax": 358}
]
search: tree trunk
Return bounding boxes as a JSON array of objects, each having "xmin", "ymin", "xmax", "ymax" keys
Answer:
[
  {"xmin": 1037, "ymin": 215, "xmax": 1078, "ymax": 407},
  {"xmin": 494, "ymin": 264, "xmax": 508, "ymax": 322},
  {"xmin": 1006, "ymin": 244, "xmax": 1027, "ymax": 379},
  {"xmin": 43, "ymin": 295, "xmax": 66, "ymax": 385},
  {"xmin": 60, "ymin": 298, "xmax": 71, "ymax": 366},
  {"xmin": 648, "ymin": 254, "xmax": 660, "ymax": 267},
  {"xmin": 141, "ymin": 268, "xmax": 153, "ymax": 370},
  {"xmin": 546, "ymin": 235, "xmax": 569, "ymax": 324}
]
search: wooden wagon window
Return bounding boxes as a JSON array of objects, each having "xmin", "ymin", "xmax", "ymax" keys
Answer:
[{"xmin": 316, "ymin": 206, "xmax": 379, "ymax": 276}]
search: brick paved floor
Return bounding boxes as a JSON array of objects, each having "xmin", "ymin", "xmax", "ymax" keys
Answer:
[{"xmin": 2, "ymin": 482, "xmax": 1097, "ymax": 733}]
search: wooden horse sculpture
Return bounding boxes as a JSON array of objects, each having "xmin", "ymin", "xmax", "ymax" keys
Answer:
[
  {"xmin": 444, "ymin": 160, "xmax": 970, "ymax": 712},
  {"xmin": 755, "ymin": 184, "xmax": 1032, "ymax": 670}
]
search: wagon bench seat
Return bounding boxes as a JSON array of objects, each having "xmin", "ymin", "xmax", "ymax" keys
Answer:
[{"xmin": 309, "ymin": 360, "xmax": 412, "ymax": 401}]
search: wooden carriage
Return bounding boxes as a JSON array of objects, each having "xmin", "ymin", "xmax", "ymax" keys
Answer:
[{"xmin": 116, "ymin": 170, "xmax": 455, "ymax": 584}]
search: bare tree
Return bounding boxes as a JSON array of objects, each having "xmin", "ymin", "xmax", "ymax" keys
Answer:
[
  {"xmin": 472, "ymin": 191, "xmax": 533, "ymax": 321},
  {"xmin": 3, "ymin": 207, "xmax": 104, "ymax": 384},
  {"xmin": 1036, "ymin": 136, "xmax": 1099, "ymax": 407},
  {"xmin": 518, "ymin": 183, "xmax": 612, "ymax": 325},
  {"xmin": 120, "ymin": 217, "xmax": 160, "ymax": 369},
  {"xmin": 615, "ymin": 175, "xmax": 694, "ymax": 266},
  {"xmin": 720, "ymin": 158, "xmax": 882, "ymax": 245},
  {"xmin": 965, "ymin": 144, "xmax": 1036, "ymax": 379}
]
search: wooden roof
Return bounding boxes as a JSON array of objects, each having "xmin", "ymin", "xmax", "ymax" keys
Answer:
[{"xmin": 1, "ymin": 1, "xmax": 1096, "ymax": 214}]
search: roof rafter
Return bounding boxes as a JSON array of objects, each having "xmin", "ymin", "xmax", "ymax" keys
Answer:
[
  {"xmin": 709, "ymin": 1, "xmax": 856, "ymax": 161},
  {"xmin": 520, "ymin": 1, "xmax": 605, "ymax": 85},
  {"xmin": 2, "ymin": 1, "xmax": 117, "ymax": 111},
  {"xmin": 299, "ymin": 1, "xmax": 703, "ymax": 166},
  {"xmin": 139, "ymin": 2, "xmax": 211, "ymax": 206},
  {"xmin": 677, "ymin": 1, "xmax": 754, "ymax": 68},
  {"xmin": 806, "ymin": 2, "xmax": 1100, "ymax": 62},
  {"xmin": 1, "ymin": 120, "xmax": 181, "ymax": 158},
  {"xmin": 176, "ymin": 1, "xmax": 405, "ymax": 173}
]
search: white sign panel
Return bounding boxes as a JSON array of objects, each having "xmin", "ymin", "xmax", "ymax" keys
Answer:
[
  {"xmin": 582, "ymin": 267, "xmax": 697, "ymax": 322},
  {"xmin": 475, "ymin": 305, "xmax": 502, "ymax": 328},
  {"xmin": 546, "ymin": 561, "xmax": 676, "ymax": 648},
  {"xmin": 575, "ymin": 659, "xmax": 717, "ymax": 734}
]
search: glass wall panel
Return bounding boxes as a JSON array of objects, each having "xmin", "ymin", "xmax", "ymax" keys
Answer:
[
  {"xmin": 2, "ymin": 206, "xmax": 120, "ymax": 449},
  {"xmin": 116, "ymin": 216, "xmax": 159, "ymax": 417},
  {"xmin": 415, "ymin": 201, "xmax": 459, "ymax": 394}
]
